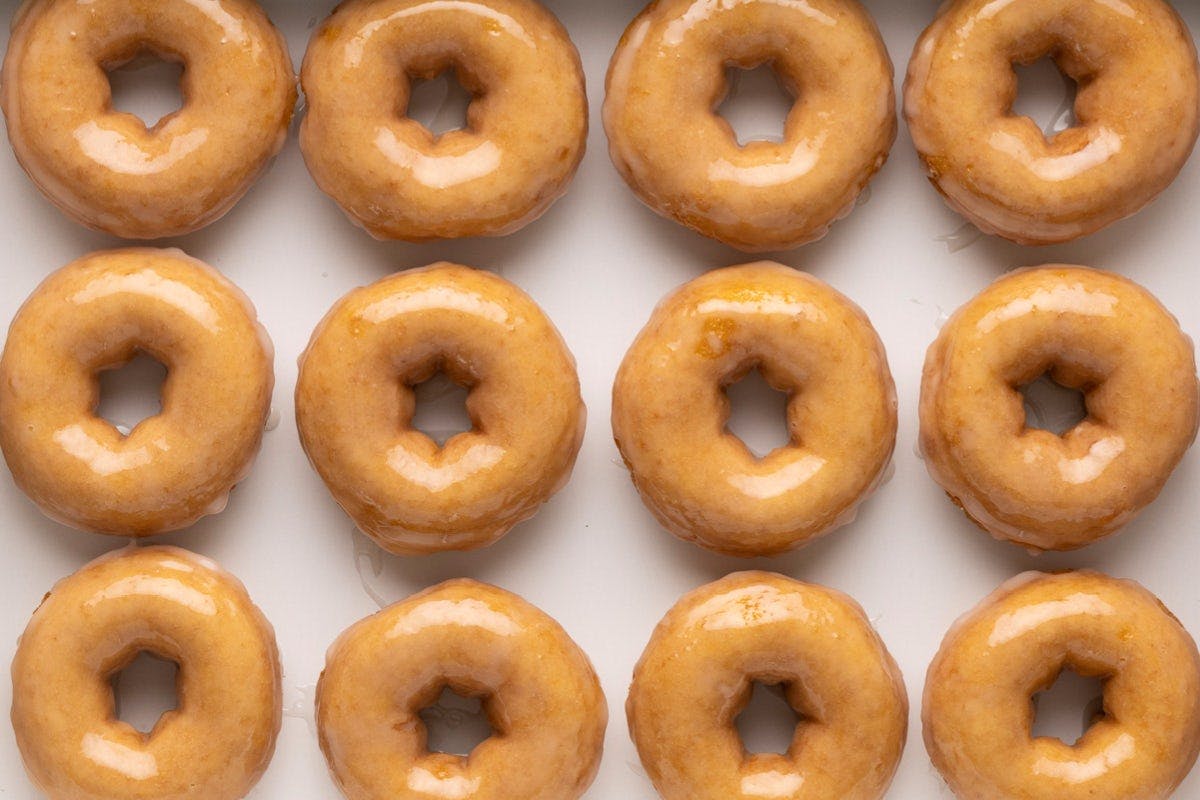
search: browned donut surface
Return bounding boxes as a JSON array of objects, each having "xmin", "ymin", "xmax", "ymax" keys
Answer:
[
  {"xmin": 1, "ymin": 0, "xmax": 296, "ymax": 238},
  {"xmin": 920, "ymin": 265, "xmax": 1198, "ymax": 551},
  {"xmin": 0, "ymin": 248, "xmax": 274, "ymax": 536},
  {"xmin": 11, "ymin": 546, "xmax": 282, "ymax": 800},
  {"xmin": 925, "ymin": 571, "xmax": 1200, "ymax": 800}
]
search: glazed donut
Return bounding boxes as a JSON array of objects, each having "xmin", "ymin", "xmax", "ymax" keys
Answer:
[
  {"xmin": 628, "ymin": 572, "xmax": 907, "ymax": 800},
  {"xmin": 603, "ymin": 0, "xmax": 895, "ymax": 252},
  {"xmin": 924, "ymin": 571, "xmax": 1200, "ymax": 800},
  {"xmin": 300, "ymin": 0, "xmax": 587, "ymax": 241},
  {"xmin": 317, "ymin": 578, "xmax": 607, "ymax": 800},
  {"xmin": 920, "ymin": 265, "xmax": 1198, "ymax": 551},
  {"xmin": 904, "ymin": 0, "xmax": 1200, "ymax": 245},
  {"xmin": 612, "ymin": 263, "xmax": 896, "ymax": 557},
  {"xmin": 295, "ymin": 263, "xmax": 584, "ymax": 554},
  {"xmin": 0, "ymin": 248, "xmax": 274, "ymax": 536},
  {"xmin": 11, "ymin": 545, "xmax": 282, "ymax": 800},
  {"xmin": 0, "ymin": 0, "xmax": 296, "ymax": 239}
]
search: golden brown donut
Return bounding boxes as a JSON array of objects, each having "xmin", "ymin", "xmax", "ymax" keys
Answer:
[
  {"xmin": 0, "ymin": 248, "xmax": 274, "ymax": 536},
  {"xmin": 316, "ymin": 578, "xmax": 607, "ymax": 800},
  {"xmin": 603, "ymin": 0, "xmax": 895, "ymax": 252},
  {"xmin": 0, "ymin": 0, "xmax": 296, "ymax": 239},
  {"xmin": 920, "ymin": 265, "xmax": 1198, "ymax": 551},
  {"xmin": 924, "ymin": 571, "xmax": 1200, "ymax": 800},
  {"xmin": 295, "ymin": 263, "xmax": 584, "ymax": 555},
  {"xmin": 628, "ymin": 571, "xmax": 907, "ymax": 800},
  {"xmin": 612, "ymin": 263, "xmax": 896, "ymax": 557},
  {"xmin": 904, "ymin": 0, "xmax": 1200, "ymax": 245},
  {"xmin": 11, "ymin": 545, "xmax": 282, "ymax": 800},
  {"xmin": 300, "ymin": 0, "xmax": 587, "ymax": 241}
]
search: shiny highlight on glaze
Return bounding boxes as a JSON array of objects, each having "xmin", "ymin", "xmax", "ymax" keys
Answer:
[
  {"xmin": 295, "ymin": 263, "xmax": 585, "ymax": 555},
  {"xmin": 919, "ymin": 265, "xmax": 1199, "ymax": 551},
  {"xmin": 11, "ymin": 546, "xmax": 282, "ymax": 800},
  {"xmin": 317, "ymin": 579, "xmax": 607, "ymax": 800},
  {"xmin": 603, "ymin": 0, "xmax": 895, "ymax": 251},
  {"xmin": 612, "ymin": 262, "xmax": 897, "ymax": 557},
  {"xmin": 300, "ymin": 0, "xmax": 587, "ymax": 241},
  {"xmin": 903, "ymin": 0, "xmax": 1200, "ymax": 245},
  {"xmin": 628, "ymin": 572, "xmax": 907, "ymax": 800},
  {"xmin": 924, "ymin": 571, "xmax": 1200, "ymax": 800}
]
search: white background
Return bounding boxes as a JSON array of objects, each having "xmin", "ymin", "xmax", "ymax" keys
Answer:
[{"xmin": 1, "ymin": 0, "xmax": 1199, "ymax": 797}]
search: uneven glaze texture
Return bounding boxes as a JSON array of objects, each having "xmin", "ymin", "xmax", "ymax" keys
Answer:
[
  {"xmin": 904, "ymin": 0, "xmax": 1200, "ymax": 245},
  {"xmin": 612, "ymin": 263, "xmax": 896, "ymax": 557},
  {"xmin": 603, "ymin": 0, "xmax": 895, "ymax": 252},
  {"xmin": 924, "ymin": 571, "xmax": 1200, "ymax": 800},
  {"xmin": 628, "ymin": 572, "xmax": 907, "ymax": 800},
  {"xmin": 317, "ymin": 579, "xmax": 607, "ymax": 800},
  {"xmin": 300, "ymin": 0, "xmax": 587, "ymax": 241},
  {"xmin": 0, "ymin": 0, "xmax": 296, "ymax": 239},
  {"xmin": 0, "ymin": 248, "xmax": 274, "ymax": 536},
  {"xmin": 295, "ymin": 263, "xmax": 585, "ymax": 555},
  {"xmin": 11, "ymin": 546, "xmax": 282, "ymax": 800},
  {"xmin": 920, "ymin": 265, "xmax": 1199, "ymax": 551}
]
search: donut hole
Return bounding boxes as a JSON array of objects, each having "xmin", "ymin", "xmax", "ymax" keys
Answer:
[
  {"xmin": 109, "ymin": 651, "xmax": 179, "ymax": 736},
  {"xmin": 410, "ymin": 371, "xmax": 473, "ymax": 447},
  {"xmin": 417, "ymin": 686, "xmax": 495, "ymax": 757},
  {"xmin": 734, "ymin": 681, "xmax": 804, "ymax": 756},
  {"xmin": 716, "ymin": 62, "xmax": 795, "ymax": 146},
  {"xmin": 723, "ymin": 367, "xmax": 792, "ymax": 458},
  {"xmin": 1019, "ymin": 374, "xmax": 1088, "ymax": 437},
  {"xmin": 105, "ymin": 51, "xmax": 185, "ymax": 129},
  {"xmin": 1011, "ymin": 56, "xmax": 1079, "ymax": 139},
  {"xmin": 405, "ymin": 68, "xmax": 475, "ymax": 138},
  {"xmin": 96, "ymin": 351, "xmax": 167, "ymax": 437},
  {"xmin": 1031, "ymin": 667, "xmax": 1107, "ymax": 746}
]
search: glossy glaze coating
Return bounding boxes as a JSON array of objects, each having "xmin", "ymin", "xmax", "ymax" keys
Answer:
[
  {"xmin": 603, "ymin": 0, "xmax": 894, "ymax": 252},
  {"xmin": 924, "ymin": 571, "xmax": 1200, "ymax": 800},
  {"xmin": 0, "ymin": 0, "xmax": 296, "ymax": 239},
  {"xmin": 920, "ymin": 266, "xmax": 1198, "ymax": 551},
  {"xmin": 295, "ymin": 263, "xmax": 584, "ymax": 554},
  {"xmin": 317, "ymin": 579, "xmax": 607, "ymax": 800},
  {"xmin": 904, "ymin": 0, "xmax": 1200, "ymax": 245},
  {"xmin": 628, "ymin": 572, "xmax": 907, "ymax": 800},
  {"xmin": 0, "ymin": 248, "xmax": 274, "ymax": 536},
  {"xmin": 612, "ymin": 263, "xmax": 896, "ymax": 557},
  {"xmin": 11, "ymin": 546, "xmax": 282, "ymax": 800},
  {"xmin": 300, "ymin": 0, "xmax": 587, "ymax": 241}
]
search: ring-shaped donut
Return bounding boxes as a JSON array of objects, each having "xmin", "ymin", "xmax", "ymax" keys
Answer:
[
  {"xmin": 300, "ymin": 0, "xmax": 587, "ymax": 241},
  {"xmin": 0, "ymin": 0, "xmax": 296, "ymax": 239},
  {"xmin": 924, "ymin": 570, "xmax": 1200, "ymax": 800},
  {"xmin": 0, "ymin": 248, "xmax": 274, "ymax": 536},
  {"xmin": 919, "ymin": 265, "xmax": 1199, "ymax": 551},
  {"xmin": 604, "ymin": 0, "xmax": 895, "ymax": 251},
  {"xmin": 627, "ymin": 571, "xmax": 908, "ymax": 800},
  {"xmin": 11, "ymin": 546, "xmax": 282, "ymax": 800},
  {"xmin": 295, "ymin": 263, "xmax": 585, "ymax": 554},
  {"xmin": 316, "ymin": 578, "xmax": 607, "ymax": 800},
  {"xmin": 904, "ymin": 0, "xmax": 1200, "ymax": 245},
  {"xmin": 612, "ymin": 263, "xmax": 896, "ymax": 557}
]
